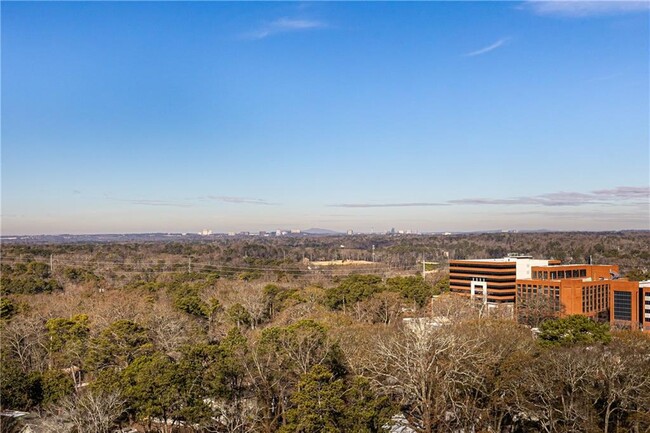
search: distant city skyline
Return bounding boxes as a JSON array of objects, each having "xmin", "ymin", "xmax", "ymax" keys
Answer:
[{"xmin": 2, "ymin": 1, "xmax": 649, "ymax": 235}]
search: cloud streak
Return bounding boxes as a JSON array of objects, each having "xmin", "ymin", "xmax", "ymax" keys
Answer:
[
  {"xmin": 244, "ymin": 17, "xmax": 326, "ymax": 40},
  {"xmin": 450, "ymin": 186, "xmax": 649, "ymax": 207},
  {"xmin": 329, "ymin": 202, "xmax": 447, "ymax": 208},
  {"xmin": 205, "ymin": 195, "xmax": 276, "ymax": 206},
  {"xmin": 591, "ymin": 186, "xmax": 650, "ymax": 199},
  {"xmin": 464, "ymin": 38, "xmax": 509, "ymax": 57},
  {"xmin": 110, "ymin": 198, "xmax": 194, "ymax": 208},
  {"xmin": 328, "ymin": 187, "xmax": 648, "ymax": 209},
  {"xmin": 107, "ymin": 194, "xmax": 277, "ymax": 207},
  {"xmin": 508, "ymin": 209, "xmax": 648, "ymax": 221},
  {"xmin": 523, "ymin": 1, "xmax": 650, "ymax": 17}
]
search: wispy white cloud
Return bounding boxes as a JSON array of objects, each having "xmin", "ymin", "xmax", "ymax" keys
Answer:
[
  {"xmin": 328, "ymin": 186, "xmax": 649, "ymax": 209},
  {"xmin": 508, "ymin": 209, "xmax": 648, "ymax": 221},
  {"xmin": 450, "ymin": 197, "xmax": 540, "ymax": 206},
  {"xmin": 591, "ymin": 186, "xmax": 650, "ymax": 199},
  {"xmin": 523, "ymin": 1, "xmax": 650, "ymax": 17},
  {"xmin": 205, "ymin": 195, "xmax": 277, "ymax": 206},
  {"xmin": 107, "ymin": 194, "xmax": 278, "ymax": 207},
  {"xmin": 463, "ymin": 38, "xmax": 509, "ymax": 57},
  {"xmin": 244, "ymin": 17, "xmax": 326, "ymax": 40},
  {"xmin": 449, "ymin": 186, "xmax": 650, "ymax": 207},
  {"xmin": 329, "ymin": 202, "xmax": 447, "ymax": 208},
  {"xmin": 109, "ymin": 197, "xmax": 194, "ymax": 208}
]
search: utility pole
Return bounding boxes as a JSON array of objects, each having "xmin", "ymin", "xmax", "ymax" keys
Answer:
[
  {"xmin": 422, "ymin": 253, "xmax": 425, "ymax": 279},
  {"xmin": 188, "ymin": 257, "xmax": 191, "ymax": 273},
  {"xmin": 372, "ymin": 245, "xmax": 375, "ymax": 263},
  {"xmin": 50, "ymin": 254, "xmax": 54, "ymax": 273}
]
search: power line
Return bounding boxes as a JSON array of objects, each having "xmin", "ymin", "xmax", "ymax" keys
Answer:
[{"xmin": 0, "ymin": 256, "xmax": 414, "ymax": 275}]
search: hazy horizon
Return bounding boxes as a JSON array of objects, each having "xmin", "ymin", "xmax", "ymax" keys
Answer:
[
  {"xmin": 4, "ymin": 227, "xmax": 650, "ymax": 238},
  {"xmin": 2, "ymin": 1, "xmax": 649, "ymax": 235}
]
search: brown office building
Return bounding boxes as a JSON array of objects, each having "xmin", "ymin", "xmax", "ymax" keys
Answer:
[
  {"xmin": 610, "ymin": 280, "xmax": 650, "ymax": 332},
  {"xmin": 452, "ymin": 258, "xmax": 649, "ymax": 333},
  {"xmin": 449, "ymin": 256, "xmax": 558, "ymax": 303},
  {"xmin": 529, "ymin": 264, "xmax": 616, "ymax": 281},
  {"xmin": 517, "ymin": 264, "xmax": 620, "ymax": 320},
  {"xmin": 515, "ymin": 263, "xmax": 648, "ymax": 333},
  {"xmin": 641, "ymin": 282, "xmax": 650, "ymax": 332}
]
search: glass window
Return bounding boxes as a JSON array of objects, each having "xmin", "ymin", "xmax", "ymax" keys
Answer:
[{"xmin": 613, "ymin": 291, "xmax": 632, "ymax": 321}]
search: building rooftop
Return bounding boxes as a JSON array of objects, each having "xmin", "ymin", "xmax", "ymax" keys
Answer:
[{"xmin": 452, "ymin": 256, "xmax": 533, "ymax": 262}]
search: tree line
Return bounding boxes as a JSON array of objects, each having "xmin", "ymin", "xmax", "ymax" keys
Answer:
[
  {"xmin": 1, "ymin": 234, "xmax": 649, "ymax": 432},
  {"xmin": 3, "ymin": 231, "xmax": 649, "ymax": 280},
  {"xmin": 3, "ymin": 302, "xmax": 649, "ymax": 432}
]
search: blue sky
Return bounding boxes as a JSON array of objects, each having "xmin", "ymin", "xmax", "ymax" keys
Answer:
[{"xmin": 2, "ymin": 1, "xmax": 649, "ymax": 234}]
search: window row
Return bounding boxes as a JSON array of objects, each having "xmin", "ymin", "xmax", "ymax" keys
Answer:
[
  {"xmin": 532, "ymin": 269, "xmax": 587, "ymax": 280},
  {"xmin": 582, "ymin": 284, "xmax": 609, "ymax": 314}
]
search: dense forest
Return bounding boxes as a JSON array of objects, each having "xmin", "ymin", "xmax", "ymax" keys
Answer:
[
  {"xmin": 3, "ymin": 231, "xmax": 650, "ymax": 281},
  {"xmin": 1, "ymin": 232, "xmax": 649, "ymax": 432}
]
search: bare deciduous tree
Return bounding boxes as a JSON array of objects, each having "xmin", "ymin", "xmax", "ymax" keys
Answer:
[
  {"xmin": 42, "ymin": 389, "xmax": 125, "ymax": 433},
  {"xmin": 517, "ymin": 347, "xmax": 600, "ymax": 433},
  {"xmin": 234, "ymin": 285, "xmax": 267, "ymax": 330},
  {"xmin": 598, "ymin": 333, "xmax": 650, "ymax": 433},
  {"xmin": 367, "ymin": 322, "xmax": 490, "ymax": 433},
  {"xmin": 353, "ymin": 291, "xmax": 404, "ymax": 325},
  {"xmin": 517, "ymin": 293, "xmax": 564, "ymax": 327},
  {"xmin": 206, "ymin": 398, "xmax": 259, "ymax": 433},
  {"xmin": 2, "ymin": 314, "xmax": 49, "ymax": 373},
  {"xmin": 145, "ymin": 302, "xmax": 201, "ymax": 358},
  {"xmin": 429, "ymin": 293, "xmax": 481, "ymax": 323}
]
